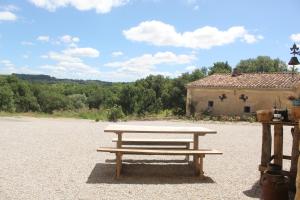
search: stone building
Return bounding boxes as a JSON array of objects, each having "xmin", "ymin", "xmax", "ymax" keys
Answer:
[{"xmin": 186, "ymin": 72, "xmax": 300, "ymax": 116}]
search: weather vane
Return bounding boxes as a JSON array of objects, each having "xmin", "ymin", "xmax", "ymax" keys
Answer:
[{"xmin": 288, "ymin": 43, "xmax": 300, "ymax": 79}]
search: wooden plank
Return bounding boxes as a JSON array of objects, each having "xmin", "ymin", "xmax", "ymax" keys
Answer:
[
  {"xmin": 97, "ymin": 147, "xmax": 223, "ymax": 155},
  {"xmin": 111, "ymin": 147, "xmax": 193, "ymax": 150},
  {"xmin": 274, "ymin": 124, "xmax": 283, "ymax": 166},
  {"xmin": 260, "ymin": 123, "xmax": 271, "ymax": 175},
  {"xmin": 290, "ymin": 125, "xmax": 300, "ymax": 190},
  {"xmin": 291, "ymin": 125, "xmax": 300, "ymax": 174},
  {"xmin": 263, "ymin": 121, "xmax": 298, "ymax": 126},
  {"xmin": 112, "ymin": 138, "xmax": 193, "ymax": 143},
  {"xmin": 104, "ymin": 124, "xmax": 217, "ymax": 134},
  {"xmin": 283, "ymin": 155, "xmax": 292, "ymax": 160},
  {"xmin": 116, "ymin": 142, "xmax": 190, "ymax": 146}
]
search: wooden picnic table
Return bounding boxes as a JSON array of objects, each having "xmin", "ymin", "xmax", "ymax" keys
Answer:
[
  {"xmin": 104, "ymin": 124, "xmax": 217, "ymax": 153},
  {"xmin": 103, "ymin": 124, "xmax": 218, "ymax": 177}
]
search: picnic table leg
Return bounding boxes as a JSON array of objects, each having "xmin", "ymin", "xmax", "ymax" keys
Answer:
[
  {"xmin": 116, "ymin": 152, "xmax": 122, "ymax": 178},
  {"xmin": 116, "ymin": 132, "xmax": 123, "ymax": 177},
  {"xmin": 199, "ymin": 155, "xmax": 204, "ymax": 178},
  {"xmin": 193, "ymin": 133, "xmax": 199, "ymax": 172},
  {"xmin": 194, "ymin": 154, "xmax": 200, "ymax": 175},
  {"xmin": 185, "ymin": 142, "xmax": 190, "ymax": 162}
]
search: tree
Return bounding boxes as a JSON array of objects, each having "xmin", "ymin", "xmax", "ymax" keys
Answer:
[
  {"xmin": 134, "ymin": 88, "xmax": 162, "ymax": 115},
  {"xmin": 209, "ymin": 61, "xmax": 232, "ymax": 75},
  {"xmin": 6, "ymin": 76, "xmax": 40, "ymax": 112},
  {"xmin": 37, "ymin": 91, "xmax": 69, "ymax": 113},
  {"xmin": 87, "ymin": 89, "xmax": 105, "ymax": 109},
  {"xmin": 119, "ymin": 84, "xmax": 138, "ymax": 115},
  {"xmin": 168, "ymin": 69, "xmax": 206, "ymax": 115},
  {"xmin": 236, "ymin": 56, "xmax": 287, "ymax": 73},
  {"xmin": 0, "ymin": 85, "xmax": 15, "ymax": 112},
  {"xmin": 68, "ymin": 94, "xmax": 87, "ymax": 109}
]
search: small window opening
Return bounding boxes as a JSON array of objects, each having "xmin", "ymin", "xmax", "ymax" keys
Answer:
[
  {"xmin": 244, "ymin": 106, "xmax": 251, "ymax": 113},
  {"xmin": 208, "ymin": 101, "xmax": 214, "ymax": 107}
]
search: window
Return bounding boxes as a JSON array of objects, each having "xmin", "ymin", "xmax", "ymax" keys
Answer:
[
  {"xmin": 244, "ymin": 106, "xmax": 251, "ymax": 113},
  {"xmin": 208, "ymin": 101, "xmax": 214, "ymax": 107}
]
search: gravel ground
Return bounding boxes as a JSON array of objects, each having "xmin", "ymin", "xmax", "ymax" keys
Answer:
[{"xmin": 0, "ymin": 117, "xmax": 294, "ymax": 200}]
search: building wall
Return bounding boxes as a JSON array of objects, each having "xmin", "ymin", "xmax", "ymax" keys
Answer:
[{"xmin": 186, "ymin": 87, "xmax": 296, "ymax": 116}]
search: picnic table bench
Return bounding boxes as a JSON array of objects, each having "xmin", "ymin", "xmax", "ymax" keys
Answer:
[
  {"xmin": 97, "ymin": 124, "xmax": 222, "ymax": 178},
  {"xmin": 112, "ymin": 138, "xmax": 193, "ymax": 161}
]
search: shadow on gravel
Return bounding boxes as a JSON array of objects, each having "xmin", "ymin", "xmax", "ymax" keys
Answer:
[
  {"xmin": 87, "ymin": 163, "xmax": 215, "ymax": 184},
  {"xmin": 243, "ymin": 181, "xmax": 260, "ymax": 199}
]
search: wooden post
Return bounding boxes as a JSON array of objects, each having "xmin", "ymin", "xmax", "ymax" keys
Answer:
[
  {"xmin": 274, "ymin": 124, "xmax": 283, "ymax": 166},
  {"xmin": 116, "ymin": 152, "xmax": 122, "ymax": 178},
  {"xmin": 260, "ymin": 123, "xmax": 271, "ymax": 176},
  {"xmin": 115, "ymin": 132, "xmax": 122, "ymax": 178},
  {"xmin": 194, "ymin": 155, "xmax": 200, "ymax": 175},
  {"xmin": 185, "ymin": 142, "xmax": 190, "ymax": 162},
  {"xmin": 199, "ymin": 155, "xmax": 204, "ymax": 179},
  {"xmin": 116, "ymin": 132, "xmax": 122, "ymax": 148},
  {"xmin": 295, "ymin": 150, "xmax": 300, "ymax": 200},
  {"xmin": 290, "ymin": 125, "xmax": 300, "ymax": 190},
  {"xmin": 193, "ymin": 133, "xmax": 199, "ymax": 168}
]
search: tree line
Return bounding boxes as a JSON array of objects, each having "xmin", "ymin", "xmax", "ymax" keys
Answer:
[{"xmin": 0, "ymin": 56, "xmax": 289, "ymax": 120}]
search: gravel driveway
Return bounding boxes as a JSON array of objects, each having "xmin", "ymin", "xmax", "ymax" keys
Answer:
[{"xmin": 0, "ymin": 117, "xmax": 294, "ymax": 200}]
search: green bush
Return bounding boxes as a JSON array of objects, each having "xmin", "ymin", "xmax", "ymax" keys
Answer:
[
  {"xmin": 0, "ymin": 85, "xmax": 15, "ymax": 112},
  {"xmin": 107, "ymin": 105, "xmax": 124, "ymax": 122}
]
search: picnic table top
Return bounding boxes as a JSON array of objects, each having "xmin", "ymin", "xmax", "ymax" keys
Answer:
[{"xmin": 104, "ymin": 124, "xmax": 217, "ymax": 134}]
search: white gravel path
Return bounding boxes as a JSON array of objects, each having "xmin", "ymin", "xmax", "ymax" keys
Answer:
[{"xmin": 0, "ymin": 117, "xmax": 294, "ymax": 200}]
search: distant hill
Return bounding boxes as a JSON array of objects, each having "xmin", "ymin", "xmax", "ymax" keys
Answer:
[{"xmin": 12, "ymin": 73, "xmax": 114, "ymax": 86}]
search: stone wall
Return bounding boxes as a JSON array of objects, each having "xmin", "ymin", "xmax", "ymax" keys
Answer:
[{"xmin": 186, "ymin": 87, "xmax": 295, "ymax": 116}]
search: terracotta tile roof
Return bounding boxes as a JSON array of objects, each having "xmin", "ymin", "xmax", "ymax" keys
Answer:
[{"xmin": 187, "ymin": 72, "xmax": 300, "ymax": 89}]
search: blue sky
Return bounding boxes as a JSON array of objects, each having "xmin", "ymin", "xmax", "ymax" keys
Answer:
[{"xmin": 0, "ymin": 0, "xmax": 299, "ymax": 81}]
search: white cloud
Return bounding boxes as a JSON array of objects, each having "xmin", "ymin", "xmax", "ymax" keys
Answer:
[
  {"xmin": 0, "ymin": 5, "xmax": 19, "ymax": 11},
  {"xmin": 0, "ymin": 11, "xmax": 17, "ymax": 21},
  {"xmin": 105, "ymin": 51, "xmax": 196, "ymax": 78},
  {"xmin": 60, "ymin": 35, "xmax": 80, "ymax": 43},
  {"xmin": 291, "ymin": 33, "xmax": 300, "ymax": 42},
  {"xmin": 243, "ymin": 34, "xmax": 264, "ymax": 44},
  {"xmin": 29, "ymin": 0, "xmax": 129, "ymax": 13},
  {"xmin": 63, "ymin": 47, "xmax": 100, "ymax": 57},
  {"xmin": 37, "ymin": 35, "xmax": 50, "ymax": 42},
  {"xmin": 22, "ymin": 55, "xmax": 29, "ymax": 59},
  {"xmin": 123, "ymin": 20, "xmax": 263, "ymax": 49},
  {"xmin": 40, "ymin": 46, "xmax": 101, "ymax": 79},
  {"xmin": 21, "ymin": 41, "xmax": 35, "ymax": 46},
  {"xmin": 112, "ymin": 51, "xmax": 124, "ymax": 57},
  {"xmin": 1, "ymin": 59, "xmax": 14, "ymax": 67},
  {"xmin": 185, "ymin": 65, "xmax": 197, "ymax": 72},
  {"xmin": 0, "ymin": 59, "xmax": 41, "ymax": 74}
]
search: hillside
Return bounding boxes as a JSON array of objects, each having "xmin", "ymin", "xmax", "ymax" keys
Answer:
[{"xmin": 12, "ymin": 73, "xmax": 114, "ymax": 86}]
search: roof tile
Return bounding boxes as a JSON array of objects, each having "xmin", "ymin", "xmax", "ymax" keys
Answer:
[{"xmin": 187, "ymin": 72, "xmax": 300, "ymax": 89}]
